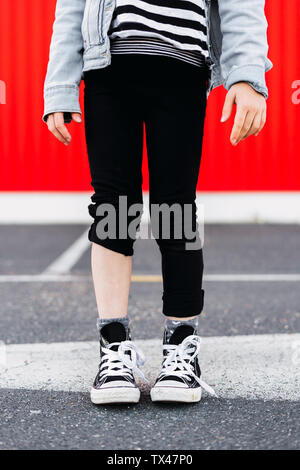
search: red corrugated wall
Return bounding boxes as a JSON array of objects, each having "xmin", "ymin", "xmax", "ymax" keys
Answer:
[{"xmin": 0, "ymin": 0, "xmax": 299, "ymax": 191}]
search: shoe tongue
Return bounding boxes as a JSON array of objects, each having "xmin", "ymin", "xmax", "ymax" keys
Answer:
[
  {"xmin": 168, "ymin": 324, "xmax": 195, "ymax": 345},
  {"xmin": 101, "ymin": 321, "xmax": 127, "ymax": 345}
]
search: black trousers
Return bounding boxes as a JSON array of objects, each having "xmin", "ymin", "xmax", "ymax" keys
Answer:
[{"xmin": 84, "ymin": 54, "xmax": 208, "ymax": 317}]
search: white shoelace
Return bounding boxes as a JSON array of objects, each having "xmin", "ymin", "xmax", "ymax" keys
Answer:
[
  {"xmin": 100, "ymin": 340, "xmax": 149, "ymax": 383},
  {"xmin": 159, "ymin": 335, "xmax": 218, "ymax": 397}
]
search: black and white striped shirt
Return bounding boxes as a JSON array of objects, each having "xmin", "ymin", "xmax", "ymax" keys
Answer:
[{"xmin": 108, "ymin": 0, "xmax": 208, "ymax": 68}]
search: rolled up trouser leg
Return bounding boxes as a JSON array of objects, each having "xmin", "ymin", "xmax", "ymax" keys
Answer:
[
  {"xmin": 151, "ymin": 200, "xmax": 204, "ymax": 317},
  {"xmin": 88, "ymin": 194, "xmax": 143, "ymax": 256}
]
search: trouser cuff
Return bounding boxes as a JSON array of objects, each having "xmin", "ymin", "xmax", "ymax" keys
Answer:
[
  {"xmin": 88, "ymin": 225, "xmax": 134, "ymax": 256},
  {"xmin": 162, "ymin": 289, "xmax": 204, "ymax": 317}
]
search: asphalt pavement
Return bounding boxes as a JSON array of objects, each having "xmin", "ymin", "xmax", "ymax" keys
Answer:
[{"xmin": 0, "ymin": 224, "xmax": 299, "ymax": 450}]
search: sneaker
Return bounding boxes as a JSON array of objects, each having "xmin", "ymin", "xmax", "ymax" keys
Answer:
[
  {"xmin": 150, "ymin": 324, "xmax": 217, "ymax": 403},
  {"xmin": 90, "ymin": 321, "xmax": 147, "ymax": 404}
]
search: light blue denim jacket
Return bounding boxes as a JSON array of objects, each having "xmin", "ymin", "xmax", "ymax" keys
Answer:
[{"xmin": 43, "ymin": 0, "xmax": 273, "ymax": 122}]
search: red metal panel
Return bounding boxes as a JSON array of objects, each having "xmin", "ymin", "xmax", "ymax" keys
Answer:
[{"xmin": 0, "ymin": 0, "xmax": 299, "ymax": 191}]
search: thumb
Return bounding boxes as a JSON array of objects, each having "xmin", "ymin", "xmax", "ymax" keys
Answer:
[
  {"xmin": 221, "ymin": 91, "xmax": 235, "ymax": 123},
  {"xmin": 71, "ymin": 113, "xmax": 82, "ymax": 123}
]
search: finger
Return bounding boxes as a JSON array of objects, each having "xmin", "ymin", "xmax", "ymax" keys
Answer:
[
  {"xmin": 238, "ymin": 111, "xmax": 256, "ymax": 142},
  {"xmin": 71, "ymin": 113, "xmax": 82, "ymax": 123},
  {"xmin": 47, "ymin": 115, "xmax": 69, "ymax": 145},
  {"xmin": 47, "ymin": 114, "xmax": 55, "ymax": 131},
  {"xmin": 221, "ymin": 91, "xmax": 235, "ymax": 122},
  {"xmin": 230, "ymin": 106, "xmax": 247, "ymax": 145},
  {"xmin": 255, "ymin": 108, "xmax": 266, "ymax": 136},
  {"xmin": 243, "ymin": 111, "xmax": 262, "ymax": 140},
  {"xmin": 54, "ymin": 113, "xmax": 71, "ymax": 143},
  {"xmin": 52, "ymin": 128, "xmax": 70, "ymax": 145}
]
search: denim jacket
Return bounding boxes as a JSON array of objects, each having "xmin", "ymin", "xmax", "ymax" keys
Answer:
[{"xmin": 43, "ymin": 0, "xmax": 273, "ymax": 122}]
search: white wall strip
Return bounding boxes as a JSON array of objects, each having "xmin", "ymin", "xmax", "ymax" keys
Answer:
[{"xmin": 0, "ymin": 192, "xmax": 300, "ymax": 224}]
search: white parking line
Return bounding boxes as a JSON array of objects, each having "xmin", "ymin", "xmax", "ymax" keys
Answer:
[
  {"xmin": 42, "ymin": 228, "xmax": 90, "ymax": 275},
  {"xmin": 1, "ymin": 333, "xmax": 299, "ymax": 400},
  {"xmin": 0, "ymin": 273, "xmax": 300, "ymax": 283},
  {"xmin": 205, "ymin": 273, "xmax": 300, "ymax": 282},
  {"xmin": 0, "ymin": 275, "xmax": 89, "ymax": 283}
]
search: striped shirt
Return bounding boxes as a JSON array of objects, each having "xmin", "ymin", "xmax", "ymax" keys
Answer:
[{"xmin": 108, "ymin": 0, "xmax": 208, "ymax": 68}]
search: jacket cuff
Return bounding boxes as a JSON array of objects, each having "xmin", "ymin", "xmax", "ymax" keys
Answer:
[
  {"xmin": 225, "ymin": 64, "xmax": 269, "ymax": 99},
  {"xmin": 43, "ymin": 84, "xmax": 81, "ymax": 123}
]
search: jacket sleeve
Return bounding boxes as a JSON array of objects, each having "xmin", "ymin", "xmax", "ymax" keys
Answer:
[
  {"xmin": 43, "ymin": 0, "xmax": 86, "ymax": 122},
  {"xmin": 217, "ymin": 0, "xmax": 273, "ymax": 98}
]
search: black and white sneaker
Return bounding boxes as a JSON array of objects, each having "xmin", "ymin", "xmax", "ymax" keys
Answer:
[
  {"xmin": 150, "ymin": 324, "xmax": 217, "ymax": 403},
  {"xmin": 91, "ymin": 321, "xmax": 147, "ymax": 404}
]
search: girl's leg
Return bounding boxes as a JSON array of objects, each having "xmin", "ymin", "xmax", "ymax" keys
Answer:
[
  {"xmin": 143, "ymin": 57, "xmax": 211, "ymax": 402},
  {"xmin": 144, "ymin": 57, "xmax": 208, "ymax": 320},
  {"xmin": 84, "ymin": 60, "xmax": 144, "ymax": 404},
  {"xmin": 84, "ymin": 65, "xmax": 144, "ymax": 319},
  {"xmin": 91, "ymin": 243, "xmax": 132, "ymax": 319}
]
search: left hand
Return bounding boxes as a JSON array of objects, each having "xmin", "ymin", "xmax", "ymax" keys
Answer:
[{"xmin": 221, "ymin": 82, "xmax": 267, "ymax": 146}]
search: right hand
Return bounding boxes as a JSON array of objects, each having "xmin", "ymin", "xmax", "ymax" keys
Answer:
[{"xmin": 46, "ymin": 112, "xmax": 82, "ymax": 146}]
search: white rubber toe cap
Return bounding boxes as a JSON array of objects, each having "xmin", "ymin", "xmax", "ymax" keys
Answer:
[{"xmin": 91, "ymin": 384, "xmax": 140, "ymax": 404}]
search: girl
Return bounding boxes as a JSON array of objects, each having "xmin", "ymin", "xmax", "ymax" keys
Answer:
[{"xmin": 43, "ymin": 0, "xmax": 272, "ymax": 404}]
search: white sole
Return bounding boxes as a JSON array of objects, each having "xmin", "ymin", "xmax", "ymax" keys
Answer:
[
  {"xmin": 90, "ymin": 386, "xmax": 140, "ymax": 405},
  {"xmin": 150, "ymin": 386, "xmax": 202, "ymax": 403}
]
